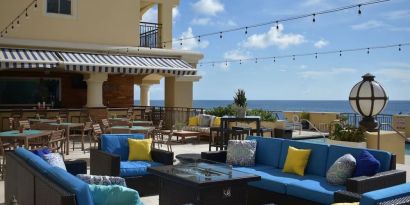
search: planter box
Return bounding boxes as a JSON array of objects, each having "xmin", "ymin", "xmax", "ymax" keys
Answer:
[{"xmin": 326, "ymin": 139, "xmax": 367, "ymax": 148}]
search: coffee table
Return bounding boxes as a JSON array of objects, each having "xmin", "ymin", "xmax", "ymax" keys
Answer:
[
  {"xmin": 148, "ymin": 161, "xmax": 260, "ymax": 205},
  {"xmin": 161, "ymin": 130, "xmax": 201, "ymax": 144}
]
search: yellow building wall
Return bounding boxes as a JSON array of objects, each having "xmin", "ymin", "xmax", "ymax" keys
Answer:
[
  {"xmin": 164, "ymin": 77, "xmax": 193, "ymax": 108},
  {"xmin": 365, "ymin": 131, "xmax": 405, "ymax": 164},
  {"xmin": 0, "ymin": 0, "xmax": 141, "ymax": 46},
  {"xmin": 309, "ymin": 112, "xmax": 339, "ymax": 131}
]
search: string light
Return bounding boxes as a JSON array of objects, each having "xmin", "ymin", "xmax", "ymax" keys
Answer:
[
  {"xmin": 25, "ymin": 9, "xmax": 29, "ymax": 19},
  {"xmin": 1, "ymin": 0, "xmax": 39, "ymax": 38},
  {"xmin": 156, "ymin": 0, "xmax": 390, "ymax": 47},
  {"xmin": 245, "ymin": 27, "xmax": 248, "ymax": 35},
  {"xmin": 180, "ymin": 39, "xmax": 183, "ymax": 46},
  {"xmin": 198, "ymin": 36, "xmax": 201, "ymax": 42},
  {"xmin": 197, "ymin": 43, "xmax": 409, "ymax": 68},
  {"xmin": 34, "ymin": 0, "xmax": 38, "ymax": 9},
  {"xmin": 358, "ymin": 4, "xmax": 362, "ymax": 15}
]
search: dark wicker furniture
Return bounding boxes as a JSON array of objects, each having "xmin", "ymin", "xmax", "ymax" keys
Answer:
[
  {"xmin": 148, "ymin": 161, "xmax": 261, "ymax": 205},
  {"xmin": 5, "ymin": 151, "xmax": 87, "ymax": 205},
  {"xmin": 90, "ymin": 148, "xmax": 174, "ymax": 196},
  {"xmin": 201, "ymin": 150, "xmax": 405, "ymax": 205}
]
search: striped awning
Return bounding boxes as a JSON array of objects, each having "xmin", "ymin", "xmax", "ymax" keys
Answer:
[
  {"xmin": 58, "ymin": 52, "xmax": 197, "ymax": 76},
  {"xmin": 0, "ymin": 48, "xmax": 60, "ymax": 69}
]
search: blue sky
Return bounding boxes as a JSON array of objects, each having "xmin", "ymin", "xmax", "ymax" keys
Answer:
[{"xmin": 136, "ymin": 0, "xmax": 410, "ymax": 100}]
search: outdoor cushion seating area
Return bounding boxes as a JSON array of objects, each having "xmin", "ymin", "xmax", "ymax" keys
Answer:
[
  {"xmin": 183, "ymin": 114, "xmax": 220, "ymax": 138},
  {"xmin": 201, "ymin": 136, "xmax": 406, "ymax": 205},
  {"xmin": 90, "ymin": 134, "xmax": 174, "ymax": 196}
]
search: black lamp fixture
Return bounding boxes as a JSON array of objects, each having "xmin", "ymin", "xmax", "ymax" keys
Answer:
[{"xmin": 349, "ymin": 73, "xmax": 388, "ymax": 130}]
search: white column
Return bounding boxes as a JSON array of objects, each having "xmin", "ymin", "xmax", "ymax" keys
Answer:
[
  {"xmin": 84, "ymin": 73, "xmax": 108, "ymax": 107},
  {"xmin": 140, "ymin": 84, "xmax": 151, "ymax": 106}
]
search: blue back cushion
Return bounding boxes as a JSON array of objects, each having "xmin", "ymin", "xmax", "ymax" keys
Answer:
[
  {"xmin": 31, "ymin": 148, "xmax": 51, "ymax": 158},
  {"xmin": 247, "ymin": 136, "xmax": 283, "ymax": 168},
  {"xmin": 326, "ymin": 145, "xmax": 391, "ymax": 173},
  {"xmin": 279, "ymin": 140, "xmax": 329, "ymax": 176},
  {"xmin": 101, "ymin": 134, "xmax": 145, "ymax": 161},
  {"xmin": 46, "ymin": 167, "xmax": 94, "ymax": 205},
  {"xmin": 15, "ymin": 148, "xmax": 52, "ymax": 174}
]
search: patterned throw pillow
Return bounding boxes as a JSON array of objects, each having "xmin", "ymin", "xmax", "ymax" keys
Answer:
[
  {"xmin": 43, "ymin": 153, "xmax": 67, "ymax": 171},
  {"xmin": 77, "ymin": 174, "xmax": 127, "ymax": 187},
  {"xmin": 226, "ymin": 140, "xmax": 257, "ymax": 166},
  {"xmin": 326, "ymin": 154, "xmax": 356, "ymax": 185}
]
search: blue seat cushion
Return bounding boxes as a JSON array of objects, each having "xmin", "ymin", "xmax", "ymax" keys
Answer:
[
  {"xmin": 247, "ymin": 136, "xmax": 283, "ymax": 168},
  {"xmin": 46, "ymin": 167, "xmax": 94, "ymax": 205},
  {"xmin": 101, "ymin": 134, "xmax": 145, "ymax": 161},
  {"xmin": 89, "ymin": 184, "xmax": 142, "ymax": 205},
  {"xmin": 243, "ymin": 168, "xmax": 306, "ymax": 194},
  {"xmin": 360, "ymin": 183, "xmax": 410, "ymax": 205},
  {"xmin": 15, "ymin": 148, "xmax": 52, "ymax": 174},
  {"xmin": 286, "ymin": 176, "xmax": 345, "ymax": 204},
  {"xmin": 233, "ymin": 164, "xmax": 278, "ymax": 173},
  {"xmin": 326, "ymin": 145, "xmax": 391, "ymax": 173},
  {"xmin": 120, "ymin": 161, "xmax": 163, "ymax": 177},
  {"xmin": 279, "ymin": 140, "xmax": 329, "ymax": 176}
]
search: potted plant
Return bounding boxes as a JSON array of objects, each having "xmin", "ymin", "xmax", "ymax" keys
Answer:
[
  {"xmin": 327, "ymin": 124, "xmax": 366, "ymax": 148},
  {"xmin": 233, "ymin": 89, "xmax": 247, "ymax": 118},
  {"xmin": 300, "ymin": 112, "xmax": 310, "ymax": 129}
]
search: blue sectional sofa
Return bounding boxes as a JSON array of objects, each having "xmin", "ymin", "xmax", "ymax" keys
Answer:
[
  {"xmin": 361, "ymin": 183, "xmax": 410, "ymax": 205},
  {"xmin": 201, "ymin": 136, "xmax": 406, "ymax": 205},
  {"xmin": 6, "ymin": 147, "xmax": 93, "ymax": 205},
  {"xmin": 90, "ymin": 134, "xmax": 174, "ymax": 196}
]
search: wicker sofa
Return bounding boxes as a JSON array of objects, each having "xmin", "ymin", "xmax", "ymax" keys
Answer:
[
  {"xmin": 201, "ymin": 136, "xmax": 406, "ymax": 205},
  {"xmin": 5, "ymin": 148, "xmax": 89, "ymax": 205},
  {"xmin": 183, "ymin": 114, "xmax": 219, "ymax": 139},
  {"xmin": 90, "ymin": 134, "xmax": 174, "ymax": 196}
]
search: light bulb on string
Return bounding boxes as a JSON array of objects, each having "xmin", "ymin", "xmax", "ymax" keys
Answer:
[
  {"xmin": 399, "ymin": 44, "xmax": 402, "ymax": 51},
  {"xmin": 245, "ymin": 27, "xmax": 248, "ymax": 35},
  {"xmin": 255, "ymin": 58, "xmax": 258, "ymax": 63},
  {"xmin": 239, "ymin": 59, "xmax": 242, "ymax": 65},
  {"xmin": 180, "ymin": 39, "xmax": 183, "ymax": 46},
  {"xmin": 25, "ymin": 9, "xmax": 29, "ymax": 19},
  {"xmin": 225, "ymin": 60, "xmax": 228, "ymax": 66},
  {"xmin": 198, "ymin": 36, "xmax": 201, "ymax": 42},
  {"xmin": 220, "ymin": 32, "xmax": 223, "ymax": 39},
  {"xmin": 212, "ymin": 63, "xmax": 215, "ymax": 68},
  {"xmin": 0, "ymin": 33, "xmax": 3, "ymax": 38},
  {"xmin": 315, "ymin": 53, "xmax": 318, "ymax": 59},
  {"xmin": 339, "ymin": 50, "xmax": 342, "ymax": 56},
  {"xmin": 5, "ymin": 29, "xmax": 8, "ymax": 34},
  {"xmin": 34, "ymin": 0, "xmax": 38, "ymax": 9},
  {"xmin": 273, "ymin": 57, "xmax": 276, "ymax": 63},
  {"xmin": 276, "ymin": 21, "xmax": 279, "ymax": 30},
  {"xmin": 293, "ymin": 55, "xmax": 295, "ymax": 61},
  {"xmin": 358, "ymin": 5, "xmax": 362, "ymax": 15},
  {"xmin": 312, "ymin": 14, "xmax": 316, "ymax": 23},
  {"xmin": 367, "ymin": 48, "xmax": 370, "ymax": 54},
  {"xmin": 11, "ymin": 23, "xmax": 14, "ymax": 30}
]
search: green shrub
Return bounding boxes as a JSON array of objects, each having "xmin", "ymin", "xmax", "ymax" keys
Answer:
[
  {"xmin": 206, "ymin": 105, "xmax": 235, "ymax": 117},
  {"xmin": 329, "ymin": 124, "xmax": 365, "ymax": 142},
  {"xmin": 300, "ymin": 112, "xmax": 310, "ymax": 120},
  {"xmin": 247, "ymin": 109, "xmax": 277, "ymax": 122}
]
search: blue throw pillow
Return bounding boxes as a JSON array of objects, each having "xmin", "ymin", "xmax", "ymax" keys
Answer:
[
  {"xmin": 31, "ymin": 148, "xmax": 51, "ymax": 158},
  {"xmin": 89, "ymin": 185, "xmax": 142, "ymax": 205},
  {"xmin": 353, "ymin": 150, "xmax": 381, "ymax": 177}
]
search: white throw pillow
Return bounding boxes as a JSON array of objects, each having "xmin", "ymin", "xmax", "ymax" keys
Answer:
[
  {"xmin": 226, "ymin": 140, "xmax": 257, "ymax": 167},
  {"xmin": 43, "ymin": 153, "xmax": 67, "ymax": 171}
]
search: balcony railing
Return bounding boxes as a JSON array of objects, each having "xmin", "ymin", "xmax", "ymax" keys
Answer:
[{"xmin": 140, "ymin": 22, "xmax": 162, "ymax": 48}]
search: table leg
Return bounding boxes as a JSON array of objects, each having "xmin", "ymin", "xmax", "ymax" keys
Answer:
[
  {"xmin": 66, "ymin": 127, "xmax": 70, "ymax": 155},
  {"xmin": 24, "ymin": 138, "xmax": 29, "ymax": 149}
]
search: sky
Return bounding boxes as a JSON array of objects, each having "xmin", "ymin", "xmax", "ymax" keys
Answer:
[{"xmin": 135, "ymin": 0, "xmax": 410, "ymax": 100}]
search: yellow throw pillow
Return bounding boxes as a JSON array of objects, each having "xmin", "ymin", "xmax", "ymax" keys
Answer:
[
  {"xmin": 282, "ymin": 146, "xmax": 311, "ymax": 176},
  {"xmin": 212, "ymin": 117, "xmax": 221, "ymax": 127},
  {"xmin": 128, "ymin": 138, "xmax": 152, "ymax": 161},
  {"xmin": 188, "ymin": 116, "xmax": 199, "ymax": 126}
]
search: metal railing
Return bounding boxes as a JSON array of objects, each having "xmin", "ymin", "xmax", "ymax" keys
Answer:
[
  {"xmin": 140, "ymin": 22, "xmax": 162, "ymax": 48},
  {"xmin": 340, "ymin": 113, "xmax": 393, "ymax": 130}
]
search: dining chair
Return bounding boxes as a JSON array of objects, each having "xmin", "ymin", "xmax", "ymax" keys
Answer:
[
  {"xmin": 29, "ymin": 123, "xmax": 59, "ymax": 149},
  {"xmin": 70, "ymin": 121, "xmax": 93, "ymax": 153},
  {"xmin": 19, "ymin": 120, "xmax": 31, "ymax": 130},
  {"xmin": 101, "ymin": 119, "xmax": 112, "ymax": 133},
  {"xmin": 91, "ymin": 124, "xmax": 103, "ymax": 149},
  {"xmin": 47, "ymin": 129, "xmax": 66, "ymax": 154}
]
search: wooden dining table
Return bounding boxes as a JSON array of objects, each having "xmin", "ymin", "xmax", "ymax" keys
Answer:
[
  {"xmin": 28, "ymin": 119, "xmax": 57, "ymax": 124},
  {"xmin": 47, "ymin": 122, "xmax": 84, "ymax": 155},
  {"xmin": 0, "ymin": 130, "xmax": 52, "ymax": 148},
  {"xmin": 109, "ymin": 118, "xmax": 153, "ymax": 126}
]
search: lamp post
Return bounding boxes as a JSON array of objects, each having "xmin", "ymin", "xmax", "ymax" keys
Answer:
[{"xmin": 349, "ymin": 73, "xmax": 388, "ymax": 131}]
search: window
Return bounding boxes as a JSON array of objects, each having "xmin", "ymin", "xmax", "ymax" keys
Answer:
[
  {"xmin": 47, "ymin": 0, "xmax": 71, "ymax": 15},
  {"xmin": 0, "ymin": 78, "xmax": 61, "ymax": 106}
]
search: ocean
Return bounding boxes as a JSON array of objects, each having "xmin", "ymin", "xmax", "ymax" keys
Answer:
[{"xmin": 134, "ymin": 100, "xmax": 410, "ymax": 115}]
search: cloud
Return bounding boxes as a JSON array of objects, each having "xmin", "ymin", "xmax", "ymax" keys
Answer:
[
  {"xmin": 191, "ymin": 18, "xmax": 211, "ymax": 25},
  {"xmin": 351, "ymin": 20, "xmax": 385, "ymax": 30},
  {"xmin": 224, "ymin": 49, "xmax": 251, "ymax": 60},
  {"xmin": 192, "ymin": 0, "xmax": 224, "ymax": 16},
  {"xmin": 302, "ymin": 0, "xmax": 323, "ymax": 6},
  {"xmin": 243, "ymin": 24, "xmax": 306, "ymax": 49},
  {"xmin": 142, "ymin": 8, "xmax": 157, "ymax": 23},
  {"xmin": 374, "ymin": 69, "xmax": 410, "ymax": 83},
  {"xmin": 172, "ymin": 7, "xmax": 180, "ymax": 19},
  {"xmin": 173, "ymin": 27, "xmax": 209, "ymax": 50},
  {"xmin": 383, "ymin": 9, "xmax": 410, "ymax": 20},
  {"xmin": 314, "ymin": 39, "xmax": 329, "ymax": 49},
  {"xmin": 298, "ymin": 68, "xmax": 357, "ymax": 79}
]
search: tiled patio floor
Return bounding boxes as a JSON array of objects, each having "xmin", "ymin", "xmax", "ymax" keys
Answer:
[{"xmin": 1, "ymin": 131, "xmax": 409, "ymax": 205}]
